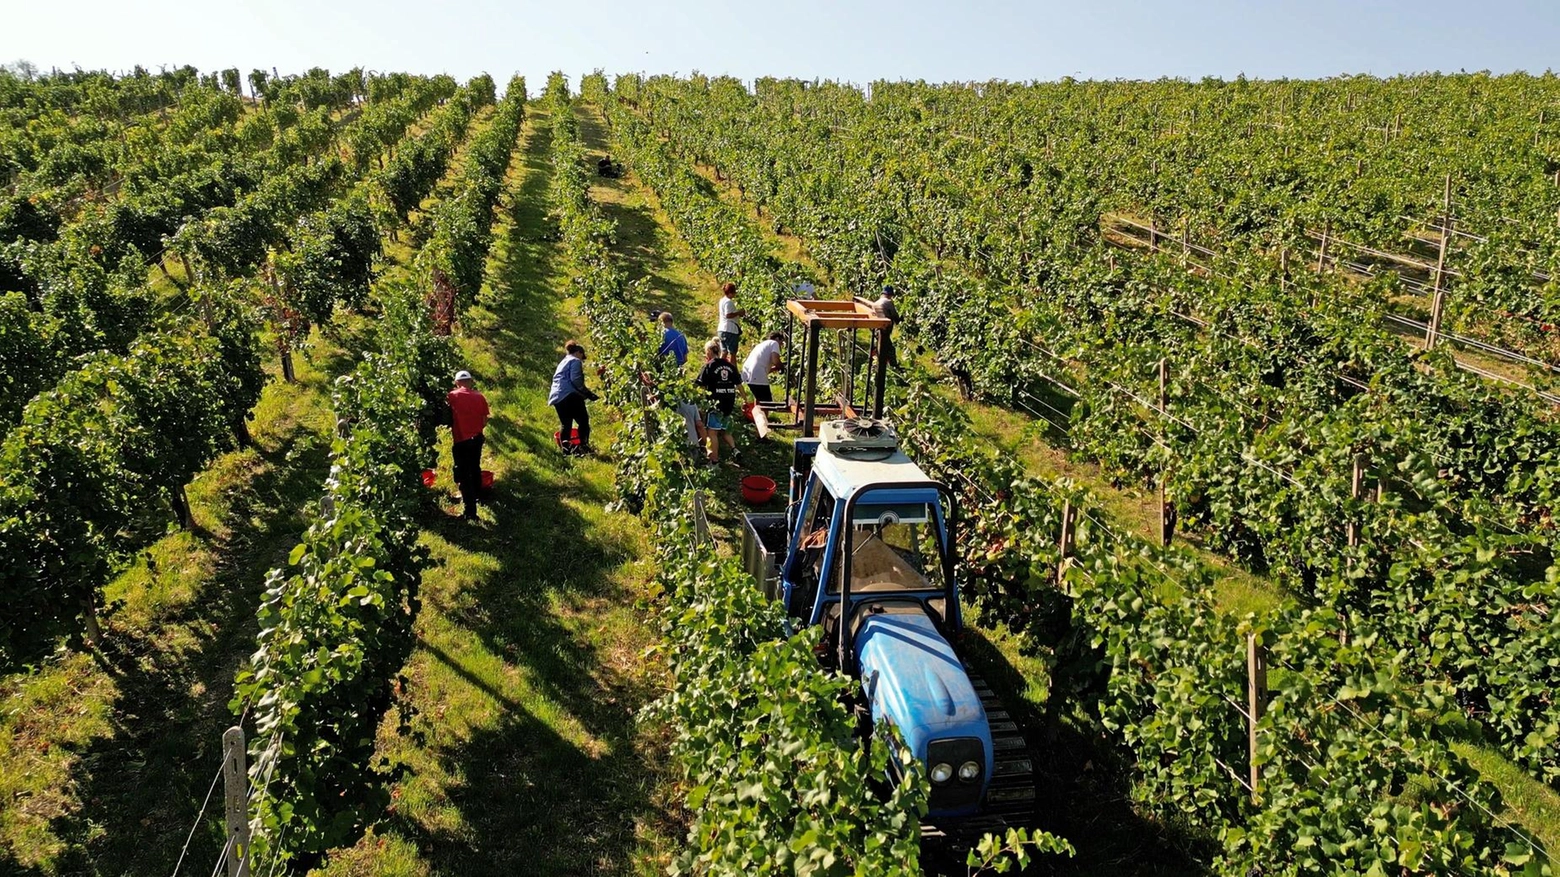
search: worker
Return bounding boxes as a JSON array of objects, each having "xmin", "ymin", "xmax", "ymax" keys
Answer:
[
  {"xmin": 870, "ymin": 285, "xmax": 902, "ymax": 369},
  {"xmin": 447, "ymin": 369, "xmax": 490, "ymax": 521},
  {"xmin": 548, "ymin": 340, "xmax": 598, "ymax": 456},
  {"xmin": 741, "ymin": 330, "xmax": 786, "ymax": 404},
  {"xmin": 696, "ymin": 338, "xmax": 743, "ymax": 464},
  {"xmin": 717, "ymin": 281, "xmax": 746, "ymax": 357},
  {"xmin": 654, "ymin": 311, "xmax": 701, "ymax": 447},
  {"xmin": 657, "ymin": 311, "xmax": 689, "ymax": 366}
]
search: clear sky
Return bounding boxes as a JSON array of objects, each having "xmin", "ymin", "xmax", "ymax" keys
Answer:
[{"xmin": 3, "ymin": 0, "xmax": 1557, "ymax": 89}]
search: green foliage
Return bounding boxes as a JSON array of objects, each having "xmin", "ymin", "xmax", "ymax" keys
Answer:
[
  {"xmin": 177, "ymin": 157, "xmax": 343, "ymax": 278},
  {"xmin": 966, "ymin": 827, "xmax": 1075, "ymax": 874},
  {"xmin": 276, "ymin": 194, "xmax": 382, "ymax": 325},
  {"xmin": 606, "ymin": 75, "xmax": 1552, "ymax": 874},
  {"xmin": 0, "ymin": 318, "xmax": 261, "ymax": 664},
  {"xmin": 225, "ymin": 73, "xmax": 482, "ymax": 862},
  {"xmin": 624, "ymin": 73, "xmax": 1560, "ymax": 799},
  {"xmin": 0, "ymin": 289, "xmax": 60, "ymax": 425},
  {"xmin": 235, "ymin": 280, "xmax": 454, "ymax": 865},
  {"xmin": 416, "ymin": 76, "xmax": 526, "ymax": 304},
  {"xmin": 0, "ymin": 67, "xmax": 447, "ymax": 672},
  {"xmin": 375, "ymin": 75, "xmax": 494, "ymax": 224},
  {"xmin": 347, "ymin": 75, "xmax": 452, "ymax": 174}
]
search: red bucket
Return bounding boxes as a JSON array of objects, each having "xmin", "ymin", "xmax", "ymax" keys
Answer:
[
  {"xmin": 481, "ymin": 470, "xmax": 495, "ymax": 489},
  {"xmin": 554, "ymin": 428, "xmax": 581, "ymax": 450},
  {"xmin": 740, "ymin": 475, "xmax": 776, "ymax": 504},
  {"xmin": 420, "ymin": 469, "xmax": 437, "ymax": 488},
  {"xmin": 742, "ymin": 401, "xmax": 757, "ymax": 422}
]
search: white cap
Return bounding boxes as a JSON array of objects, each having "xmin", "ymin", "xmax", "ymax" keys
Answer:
[{"xmin": 454, "ymin": 370, "xmax": 473, "ymax": 381}]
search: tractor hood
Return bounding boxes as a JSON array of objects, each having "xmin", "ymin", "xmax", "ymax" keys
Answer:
[{"xmin": 856, "ymin": 608, "xmax": 993, "ymax": 814}]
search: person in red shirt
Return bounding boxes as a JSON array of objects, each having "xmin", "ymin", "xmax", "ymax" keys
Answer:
[{"xmin": 447, "ymin": 369, "xmax": 490, "ymax": 521}]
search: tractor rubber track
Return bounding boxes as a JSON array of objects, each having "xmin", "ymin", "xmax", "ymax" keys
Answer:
[{"xmin": 920, "ymin": 673, "xmax": 1038, "ymax": 843}]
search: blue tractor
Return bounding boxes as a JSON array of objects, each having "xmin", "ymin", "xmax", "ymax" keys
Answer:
[{"xmin": 742, "ymin": 416, "xmax": 1037, "ymax": 836}]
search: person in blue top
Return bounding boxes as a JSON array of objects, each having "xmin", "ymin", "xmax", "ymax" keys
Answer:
[
  {"xmin": 656, "ymin": 311, "xmax": 689, "ymax": 366},
  {"xmin": 651, "ymin": 311, "xmax": 701, "ymax": 447},
  {"xmin": 548, "ymin": 340, "xmax": 598, "ymax": 456}
]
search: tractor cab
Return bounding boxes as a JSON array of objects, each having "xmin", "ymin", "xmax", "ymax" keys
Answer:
[
  {"xmin": 783, "ymin": 431, "xmax": 960, "ymax": 639},
  {"xmin": 742, "ymin": 417, "xmax": 1035, "ymax": 824}
]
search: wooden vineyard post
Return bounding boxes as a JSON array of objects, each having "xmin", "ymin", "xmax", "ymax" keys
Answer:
[
  {"xmin": 276, "ymin": 336, "xmax": 296, "ymax": 384},
  {"xmin": 1159, "ymin": 478, "xmax": 1174, "ymax": 546},
  {"xmin": 1347, "ymin": 452, "xmax": 1366, "ymax": 548},
  {"xmin": 1158, "ymin": 357, "xmax": 1168, "ymax": 418},
  {"xmin": 802, "ymin": 322, "xmax": 821, "ymax": 437},
  {"xmin": 1279, "ymin": 246, "xmax": 1289, "ymax": 291},
  {"xmin": 1246, "ymin": 633, "xmax": 1266, "ymax": 804},
  {"xmin": 1056, "ymin": 500, "xmax": 1076, "ymax": 590},
  {"xmin": 692, "ymin": 490, "xmax": 711, "ymax": 546},
  {"xmin": 1147, "ymin": 217, "xmax": 1158, "ymax": 252},
  {"xmin": 222, "ymin": 727, "xmax": 252, "ymax": 877},
  {"xmin": 1157, "ymin": 358, "xmax": 1174, "ymax": 546},
  {"xmin": 1315, "ymin": 221, "xmax": 1330, "ymax": 272},
  {"xmin": 265, "ymin": 259, "xmax": 296, "ymax": 383},
  {"xmin": 1180, "ymin": 217, "xmax": 1190, "ymax": 264},
  {"xmin": 82, "ymin": 596, "xmax": 100, "ymax": 647},
  {"xmin": 1425, "ymin": 174, "xmax": 1453, "ymax": 349}
]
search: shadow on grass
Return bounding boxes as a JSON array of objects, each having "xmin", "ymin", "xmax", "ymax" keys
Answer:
[
  {"xmin": 0, "ymin": 851, "xmax": 49, "ymax": 876},
  {"xmin": 575, "ymin": 105, "xmax": 709, "ymax": 327},
  {"xmin": 476, "ymin": 114, "xmax": 572, "ymax": 385},
  {"xmin": 394, "ymin": 462, "xmax": 662, "ymax": 875},
  {"xmin": 41, "ymin": 419, "xmax": 331, "ymax": 876}
]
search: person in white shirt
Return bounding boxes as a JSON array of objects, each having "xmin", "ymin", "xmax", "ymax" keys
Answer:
[
  {"xmin": 741, "ymin": 331, "xmax": 786, "ymax": 404},
  {"xmin": 717, "ymin": 282, "xmax": 746, "ymax": 357}
]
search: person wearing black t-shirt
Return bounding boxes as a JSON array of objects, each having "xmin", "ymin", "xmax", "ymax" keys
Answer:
[{"xmin": 695, "ymin": 338, "xmax": 744, "ymax": 464}]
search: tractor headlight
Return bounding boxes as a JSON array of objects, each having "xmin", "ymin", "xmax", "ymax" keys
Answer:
[
  {"xmin": 958, "ymin": 760, "xmax": 981, "ymax": 782},
  {"xmin": 930, "ymin": 762, "xmax": 954, "ymax": 784}
]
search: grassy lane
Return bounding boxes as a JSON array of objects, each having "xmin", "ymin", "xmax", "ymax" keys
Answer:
[
  {"xmin": 0, "ymin": 108, "xmax": 502, "ymax": 877},
  {"xmin": 576, "ymin": 107, "xmax": 715, "ymax": 341},
  {"xmin": 316, "ymin": 104, "xmax": 675, "ymax": 877}
]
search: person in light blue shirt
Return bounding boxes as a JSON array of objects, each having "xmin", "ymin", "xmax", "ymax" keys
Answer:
[
  {"xmin": 548, "ymin": 340, "xmax": 597, "ymax": 455},
  {"xmin": 656, "ymin": 311, "xmax": 689, "ymax": 366}
]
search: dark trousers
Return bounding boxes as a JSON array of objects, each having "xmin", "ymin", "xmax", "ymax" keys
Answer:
[
  {"xmin": 747, "ymin": 383, "xmax": 773, "ymax": 404},
  {"xmin": 452, "ymin": 435, "xmax": 484, "ymax": 518},
  {"xmin": 555, "ymin": 394, "xmax": 590, "ymax": 451}
]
